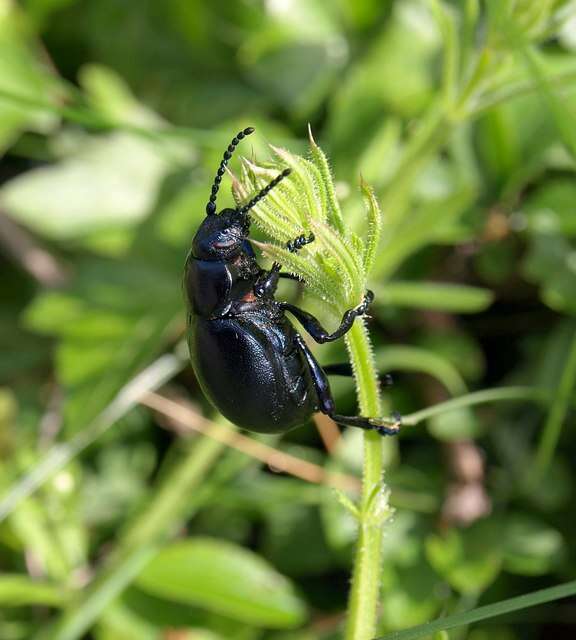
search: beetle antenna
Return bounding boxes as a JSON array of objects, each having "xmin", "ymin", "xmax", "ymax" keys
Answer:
[
  {"xmin": 206, "ymin": 126, "xmax": 255, "ymax": 216},
  {"xmin": 239, "ymin": 168, "xmax": 291, "ymax": 214}
]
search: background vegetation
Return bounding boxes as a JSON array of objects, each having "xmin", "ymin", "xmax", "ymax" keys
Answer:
[{"xmin": 1, "ymin": 1, "xmax": 576, "ymax": 638}]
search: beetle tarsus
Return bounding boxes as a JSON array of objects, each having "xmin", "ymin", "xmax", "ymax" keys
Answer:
[{"xmin": 329, "ymin": 412, "xmax": 402, "ymax": 437}]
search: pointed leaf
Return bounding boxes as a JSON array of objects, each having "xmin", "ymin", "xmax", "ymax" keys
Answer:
[
  {"xmin": 137, "ymin": 538, "xmax": 307, "ymax": 629},
  {"xmin": 308, "ymin": 125, "xmax": 346, "ymax": 233},
  {"xmin": 360, "ymin": 179, "xmax": 383, "ymax": 275}
]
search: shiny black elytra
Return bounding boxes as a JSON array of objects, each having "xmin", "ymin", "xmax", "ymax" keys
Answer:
[{"xmin": 184, "ymin": 127, "xmax": 401, "ymax": 435}]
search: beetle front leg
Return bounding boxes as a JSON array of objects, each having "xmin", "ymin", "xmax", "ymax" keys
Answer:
[
  {"xmin": 254, "ymin": 233, "xmax": 314, "ymax": 298},
  {"xmin": 254, "ymin": 263, "xmax": 281, "ymax": 298},
  {"xmin": 280, "ymin": 290, "xmax": 374, "ymax": 344},
  {"xmin": 278, "ymin": 272, "xmax": 304, "ymax": 282}
]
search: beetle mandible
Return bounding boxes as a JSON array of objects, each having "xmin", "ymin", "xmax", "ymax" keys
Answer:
[{"xmin": 184, "ymin": 127, "xmax": 401, "ymax": 436}]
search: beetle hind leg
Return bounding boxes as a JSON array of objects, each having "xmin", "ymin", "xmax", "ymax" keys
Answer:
[
  {"xmin": 328, "ymin": 412, "xmax": 402, "ymax": 437},
  {"xmin": 293, "ymin": 333, "xmax": 401, "ymax": 437},
  {"xmin": 323, "ymin": 363, "xmax": 394, "ymax": 388}
]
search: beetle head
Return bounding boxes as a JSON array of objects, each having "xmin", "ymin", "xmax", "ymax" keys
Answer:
[
  {"xmin": 192, "ymin": 208, "xmax": 249, "ymax": 260},
  {"xmin": 196, "ymin": 126, "xmax": 291, "ymax": 260}
]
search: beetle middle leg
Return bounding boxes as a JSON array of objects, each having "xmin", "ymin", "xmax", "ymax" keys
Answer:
[{"xmin": 293, "ymin": 334, "xmax": 401, "ymax": 436}]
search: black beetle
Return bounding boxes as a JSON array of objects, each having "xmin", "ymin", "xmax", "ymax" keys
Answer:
[{"xmin": 184, "ymin": 127, "xmax": 401, "ymax": 436}]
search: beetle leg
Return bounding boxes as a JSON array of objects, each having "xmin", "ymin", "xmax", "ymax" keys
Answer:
[
  {"xmin": 280, "ymin": 290, "xmax": 374, "ymax": 344},
  {"xmin": 254, "ymin": 264, "xmax": 281, "ymax": 298},
  {"xmin": 258, "ymin": 234, "xmax": 312, "ymax": 293},
  {"xmin": 323, "ymin": 363, "xmax": 394, "ymax": 388},
  {"xmin": 294, "ymin": 335, "xmax": 401, "ymax": 436},
  {"xmin": 293, "ymin": 334, "xmax": 335, "ymax": 414},
  {"xmin": 328, "ymin": 412, "xmax": 402, "ymax": 437},
  {"xmin": 254, "ymin": 236, "xmax": 311, "ymax": 296},
  {"xmin": 277, "ymin": 272, "xmax": 304, "ymax": 282}
]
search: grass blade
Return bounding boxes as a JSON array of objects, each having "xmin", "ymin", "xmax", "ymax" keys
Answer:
[
  {"xmin": 373, "ymin": 282, "xmax": 493, "ymax": 313},
  {"xmin": 377, "ymin": 579, "xmax": 576, "ymax": 640},
  {"xmin": 535, "ymin": 324, "xmax": 576, "ymax": 477},
  {"xmin": 402, "ymin": 387, "xmax": 542, "ymax": 427}
]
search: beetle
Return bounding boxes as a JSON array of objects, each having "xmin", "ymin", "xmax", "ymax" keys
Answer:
[{"xmin": 184, "ymin": 127, "xmax": 401, "ymax": 436}]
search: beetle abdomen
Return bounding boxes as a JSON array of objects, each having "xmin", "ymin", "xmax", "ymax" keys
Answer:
[{"xmin": 188, "ymin": 314, "xmax": 317, "ymax": 433}]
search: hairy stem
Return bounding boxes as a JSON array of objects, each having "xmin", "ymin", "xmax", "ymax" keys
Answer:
[{"xmin": 344, "ymin": 319, "xmax": 385, "ymax": 640}]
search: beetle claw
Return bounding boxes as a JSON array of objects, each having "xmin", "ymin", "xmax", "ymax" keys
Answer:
[
  {"xmin": 355, "ymin": 290, "xmax": 374, "ymax": 316},
  {"xmin": 368, "ymin": 411, "xmax": 402, "ymax": 436}
]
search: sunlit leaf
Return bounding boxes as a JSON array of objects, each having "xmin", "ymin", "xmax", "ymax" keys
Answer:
[{"xmin": 137, "ymin": 538, "xmax": 307, "ymax": 628}]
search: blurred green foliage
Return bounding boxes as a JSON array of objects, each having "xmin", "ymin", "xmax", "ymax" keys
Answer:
[{"xmin": 1, "ymin": 0, "xmax": 576, "ymax": 639}]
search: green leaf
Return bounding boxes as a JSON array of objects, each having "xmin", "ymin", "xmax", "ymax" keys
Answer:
[
  {"xmin": 377, "ymin": 187, "xmax": 475, "ymax": 278},
  {"xmin": 333, "ymin": 488, "xmax": 360, "ymax": 519},
  {"xmin": 535, "ymin": 325, "xmax": 576, "ymax": 476},
  {"xmin": 503, "ymin": 514, "xmax": 564, "ymax": 576},
  {"xmin": 417, "ymin": 330, "xmax": 484, "ymax": 382},
  {"xmin": 0, "ymin": 574, "xmax": 69, "ymax": 607},
  {"xmin": 308, "ymin": 125, "xmax": 345, "ymax": 234},
  {"xmin": 429, "ymin": 0, "xmax": 459, "ymax": 106},
  {"xmin": 373, "ymin": 282, "xmax": 494, "ymax": 313},
  {"xmin": 0, "ymin": 0, "xmax": 58, "ymax": 152},
  {"xmin": 1, "ymin": 131, "xmax": 188, "ymax": 241},
  {"xmin": 79, "ymin": 64, "xmax": 159, "ymax": 127},
  {"xmin": 524, "ymin": 233, "xmax": 576, "ymax": 316},
  {"xmin": 263, "ymin": 503, "xmax": 336, "ymax": 577},
  {"xmin": 239, "ymin": 1, "xmax": 345, "ymax": 117},
  {"xmin": 519, "ymin": 41, "xmax": 576, "ymax": 163},
  {"xmin": 380, "ymin": 553, "xmax": 442, "ymax": 630},
  {"xmin": 236, "ymin": 134, "xmax": 375, "ymax": 320},
  {"xmin": 427, "ymin": 406, "xmax": 481, "ymax": 440},
  {"xmin": 375, "ymin": 345, "xmax": 467, "ymax": 396},
  {"xmin": 136, "ymin": 538, "xmax": 307, "ymax": 629},
  {"xmin": 523, "ymin": 178, "xmax": 576, "ymax": 237},
  {"xmin": 270, "ymin": 145, "xmax": 324, "ymax": 223},
  {"xmin": 256, "ymin": 241, "xmax": 334, "ymax": 305},
  {"xmin": 360, "ymin": 178, "xmax": 382, "ymax": 276},
  {"xmin": 426, "ymin": 520, "xmax": 502, "ymax": 594},
  {"xmin": 239, "ymin": 158, "xmax": 308, "ymax": 231},
  {"xmin": 23, "ymin": 253, "xmax": 182, "ymax": 431}
]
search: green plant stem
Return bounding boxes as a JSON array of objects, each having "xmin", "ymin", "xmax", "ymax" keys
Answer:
[
  {"xmin": 344, "ymin": 320, "xmax": 384, "ymax": 640},
  {"xmin": 535, "ymin": 328, "xmax": 576, "ymax": 477}
]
